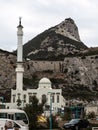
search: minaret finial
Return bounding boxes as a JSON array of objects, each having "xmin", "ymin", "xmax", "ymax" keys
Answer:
[
  {"xmin": 17, "ymin": 17, "xmax": 23, "ymax": 28},
  {"xmin": 19, "ymin": 17, "xmax": 22, "ymax": 25}
]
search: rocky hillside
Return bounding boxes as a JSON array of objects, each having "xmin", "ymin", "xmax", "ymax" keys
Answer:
[
  {"xmin": 1, "ymin": 50, "xmax": 98, "ymax": 102},
  {"xmin": 1, "ymin": 18, "xmax": 98, "ymax": 103},
  {"xmin": 22, "ymin": 18, "xmax": 88, "ymax": 60}
]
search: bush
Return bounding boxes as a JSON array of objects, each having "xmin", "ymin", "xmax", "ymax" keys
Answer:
[{"xmin": 24, "ymin": 96, "xmax": 44, "ymax": 130}]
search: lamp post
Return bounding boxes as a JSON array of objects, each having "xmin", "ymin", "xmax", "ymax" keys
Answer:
[{"xmin": 48, "ymin": 92, "xmax": 52, "ymax": 130}]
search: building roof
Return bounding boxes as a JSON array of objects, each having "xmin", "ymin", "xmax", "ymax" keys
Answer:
[{"xmin": 38, "ymin": 77, "xmax": 52, "ymax": 89}]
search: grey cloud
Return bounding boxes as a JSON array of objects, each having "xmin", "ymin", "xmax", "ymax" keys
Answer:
[{"xmin": 0, "ymin": 0, "xmax": 98, "ymax": 51}]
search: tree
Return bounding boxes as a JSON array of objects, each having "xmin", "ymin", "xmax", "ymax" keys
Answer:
[
  {"xmin": 64, "ymin": 107, "xmax": 71, "ymax": 120},
  {"xmin": 24, "ymin": 96, "xmax": 45, "ymax": 130}
]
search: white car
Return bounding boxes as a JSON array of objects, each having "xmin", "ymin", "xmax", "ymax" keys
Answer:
[{"xmin": 0, "ymin": 118, "xmax": 29, "ymax": 130}]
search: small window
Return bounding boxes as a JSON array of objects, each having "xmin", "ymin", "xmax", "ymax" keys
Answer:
[
  {"xmin": 17, "ymin": 93, "xmax": 20, "ymax": 99},
  {"xmin": 57, "ymin": 95, "xmax": 59, "ymax": 103},
  {"xmin": 33, "ymin": 93, "xmax": 37, "ymax": 96},
  {"xmin": 13, "ymin": 95, "xmax": 15, "ymax": 103},
  {"xmin": 29, "ymin": 96, "xmax": 32, "ymax": 103},
  {"xmin": 52, "ymin": 95, "xmax": 54, "ymax": 103},
  {"xmin": 42, "ymin": 94, "xmax": 47, "ymax": 104},
  {"xmin": 23, "ymin": 95, "xmax": 26, "ymax": 103}
]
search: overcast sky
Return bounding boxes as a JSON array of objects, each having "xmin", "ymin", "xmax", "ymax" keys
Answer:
[{"xmin": 0, "ymin": 0, "xmax": 98, "ymax": 51}]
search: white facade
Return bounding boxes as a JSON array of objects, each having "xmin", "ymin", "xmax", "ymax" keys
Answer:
[{"xmin": 6, "ymin": 77, "xmax": 66, "ymax": 115}]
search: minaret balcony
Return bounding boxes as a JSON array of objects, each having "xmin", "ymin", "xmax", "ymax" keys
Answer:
[{"xmin": 16, "ymin": 68, "xmax": 24, "ymax": 72}]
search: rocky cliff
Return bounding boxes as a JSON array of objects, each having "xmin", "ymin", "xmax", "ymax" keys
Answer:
[
  {"xmin": 22, "ymin": 18, "xmax": 87, "ymax": 60},
  {"xmin": 1, "ymin": 51, "xmax": 98, "ymax": 102}
]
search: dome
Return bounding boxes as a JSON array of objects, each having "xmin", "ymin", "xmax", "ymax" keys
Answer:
[
  {"xmin": 39, "ymin": 77, "xmax": 51, "ymax": 84},
  {"xmin": 38, "ymin": 77, "xmax": 52, "ymax": 89}
]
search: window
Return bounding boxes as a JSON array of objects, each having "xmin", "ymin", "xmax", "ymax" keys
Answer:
[
  {"xmin": 23, "ymin": 95, "xmax": 26, "ymax": 103},
  {"xmin": 29, "ymin": 96, "xmax": 32, "ymax": 103},
  {"xmin": 33, "ymin": 93, "xmax": 37, "ymax": 96},
  {"xmin": 15, "ymin": 113, "xmax": 26, "ymax": 120},
  {"xmin": 13, "ymin": 95, "xmax": 15, "ymax": 103},
  {"xmin": 17, "ymin": 93, "xmax": 20, "ymax": 99},
  {"xmin": 57, "ymin": 95, "xmax": 59, "ymax": 103},
  {"xmin": 52, "ymin": 93, "xmax": 55, "ymax": 103},
  {"xmin": 28, "ymin": 93, "xmax": 32, "ymax": 103},
  {"xmin": 42, "ymin": 94, "xmax": 47, "ymax": 104}
]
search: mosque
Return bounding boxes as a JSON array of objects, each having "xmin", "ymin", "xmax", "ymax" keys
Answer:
[{"xmin": 2, "ymin": 18, "xmax": 66, "ymax": 115}]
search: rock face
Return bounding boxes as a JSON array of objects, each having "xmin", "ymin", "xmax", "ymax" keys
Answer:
[
  {"xmin": 23, "ymin": 18, "xmax": 87, "ymax": 60},
  {"xmin": 0, "ymin": 52, "xmax": 16, "ymax": 90},
  {"xmin": 63, "ymin": 56, "xmax": 98, "ymax": 89},
  {"xmin": 1, "ymin": 51, "xmax": 98, "ymax": 102},
  {"xmin": 55, "ymin": 18, "xmax": 80, "ymax": 41}
]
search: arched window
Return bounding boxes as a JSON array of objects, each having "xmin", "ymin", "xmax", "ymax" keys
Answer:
[
  {"xmin": 42, "ymin": 94, "xmax": 47, "ymax": 104},
  {"xmin": 13, "ymin": 95, "xmax": 15, "ymax": 103},
  {"xmin": 57, "ymin": 95, "xmax": 59, "ymax": 103}
]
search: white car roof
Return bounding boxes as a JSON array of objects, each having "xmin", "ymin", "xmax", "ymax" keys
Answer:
[{"xmin": 0, "ymin": 109, "xmax": 25, "ymax": 113}]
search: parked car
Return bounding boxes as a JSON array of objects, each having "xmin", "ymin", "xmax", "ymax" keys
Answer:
[
  {"xmin": 0, "ymin": 118, "xmax": 29, "ymax": 130},
  {"xmin": 63, "ymin": 118, "xmax": 89, "ymax": 130}
]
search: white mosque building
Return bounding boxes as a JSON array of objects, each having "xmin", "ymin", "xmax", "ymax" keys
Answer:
[
  {"xmin": 10, "ymin": 77, "xmax": 65, "ymax": 115},
  {"xmin": 4, "ymin": 18, "xmax": 66, "ymax": 115}
]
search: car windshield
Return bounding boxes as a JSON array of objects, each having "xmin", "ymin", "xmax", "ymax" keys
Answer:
[
  {"xmin": 69, "ymin": 119, "xmax": 80, "ymax": 124},
  {"xmin": 15, "ymin": 113, "xmax": 28, "ymax": 124}
]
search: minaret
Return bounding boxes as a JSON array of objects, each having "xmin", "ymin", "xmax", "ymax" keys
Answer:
[{"xmin": 16, "ymin": 17, "xmax": 24, "ymax": 91}]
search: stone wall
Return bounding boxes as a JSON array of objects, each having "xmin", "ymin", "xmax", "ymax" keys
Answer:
[{"xmin": 26, "ymin": 60, "xmax": 64, "ymax": 73}]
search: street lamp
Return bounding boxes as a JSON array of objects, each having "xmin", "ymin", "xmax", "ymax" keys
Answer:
[{"xmin": 48, "ymin": 92, "xmax": 53, "ymax": 130}]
